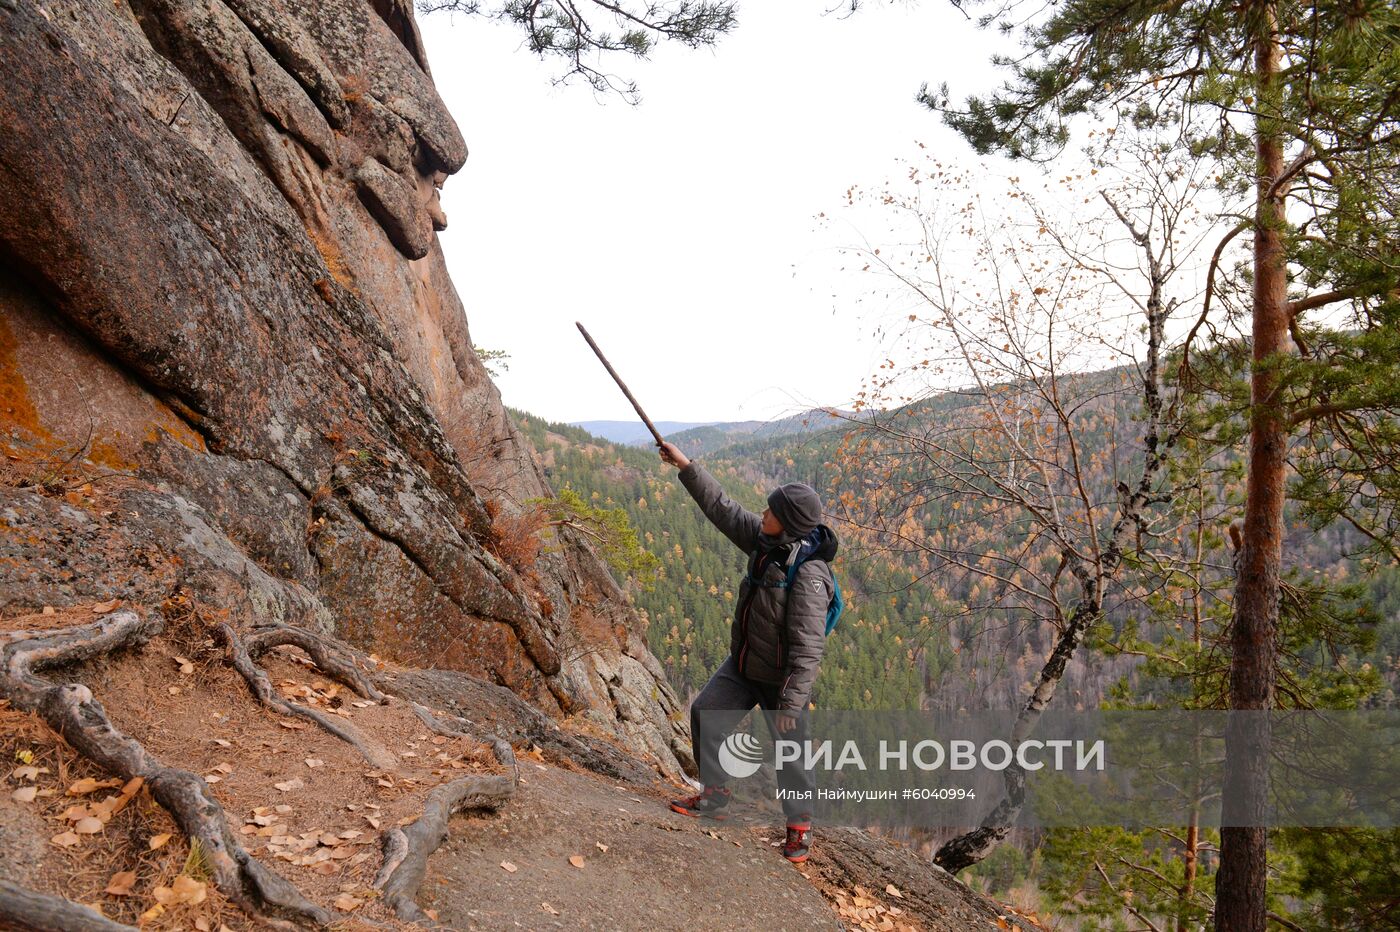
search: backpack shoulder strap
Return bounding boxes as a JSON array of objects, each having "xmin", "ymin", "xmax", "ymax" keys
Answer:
[{"xmin": 784, "ymin": 542, "xmax": 830, "ymax": 589}]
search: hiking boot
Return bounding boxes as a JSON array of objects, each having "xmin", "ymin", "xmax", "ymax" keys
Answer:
[
  {"xmin": 669, "ymin": 785, "xmax": 731, "ymax": 820},
  {"xmin": 782, "ymin": 823, "xmax": 811, "ymax": 863}
]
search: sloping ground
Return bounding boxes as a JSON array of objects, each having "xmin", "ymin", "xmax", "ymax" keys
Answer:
[
  {"xmin": 424, "ymin": 764, "xmax": 1041, "ymax": 932},
  {"xmin": 0, "ymin": 605, "xmax": 1037, "ymax": 931},
  {"xmin": 424, "ymin": 764, "xmax": 840, "ymax": 931}
]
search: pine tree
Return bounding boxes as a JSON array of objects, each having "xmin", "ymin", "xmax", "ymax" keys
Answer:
[{"xmin": 928, "ymin": 0, "xmax": 1399, "ymax": 925}]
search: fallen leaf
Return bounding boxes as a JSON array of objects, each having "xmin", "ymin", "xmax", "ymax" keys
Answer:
[
  {"xmin": 333, "ymin": 893, "xmax": 362, "ymax": 911},
  {"xmin": 212, "ymin": 738, "xmax": 231, "ymax": 747},
  {"xmin": 211, "ymin": 762, "xmax": 234, "ymax": 774},
  {"xmin": 194, "ymin": 919, "xmax": 211, "ymax": 932},
  {"xmin": 138, "ymin": 903, "xmax": 165, "ymax": 924},
  {"xmin": 156, "ymin": 873, "xmax": 207, "ymax": 901},
  {"xmin": 168, "ymin": 875, "xmax": 206, "ymax": 905},
  {"xmin": 173, "ymin": 656, "xmax": 195, "ymax": 674},
  {"xmin": 541, "ymin": 902, "xmax": 560, "ymax": 916},
  {"xmin": 105, "ymin": 870, "xmax": 137, "ymax": 896},
  {"xmin": 274, "ymin": 777, "xmax": 305, "ymax": 792},
  {"xmin": 568, "ymin": 855, "xmax": 585, "ymax": 869},
  {"xmin": 304, "ymin": 758, "xmax": 324, "ymax": 769},
  {"xmin": 148, "ymin": 833, "xmax": 173, "ymax": 850},
  {"xmin": 42, "ymin": 605, "xmax": 55, "ymax": 615},
  {"xmin": 12, "ymin": 765, "xmax": 43, "ymax": 781},
  {"xmin": 499, "ymin": 861, "xmax": 518, "ymax": 873},
  {"xmin": 204, "ymin": 774, "xmax": 222, "ymax": 783},
  {"xmin": 67, "ymin": 777, "xmax": 119, "ymax": 796},
  {"xmin": 51, "ymin": 831, "xmax": 81, "ymax": 847},
  {"xmin": 91, "ymin": 599, "xmax": 121, "ymax": 613},
  {"xmin": 595, "ymin": 841, "xmax": 608, "ymax": 853},
  {"xmin": 11, "ymin": 785, "xmax": 37, "ymax": 803},
  {"xmin": 74, "ymin": 816, "xmax": 104, "ymax": 834},
  {"xmin": 886, "ymin": 884, "xmax": 903, "ymax": 898}
]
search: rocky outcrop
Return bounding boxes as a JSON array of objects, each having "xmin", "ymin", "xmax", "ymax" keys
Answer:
[{"xmin": 0, "ymin": 0, "xmax": 688, "ymax": 777}]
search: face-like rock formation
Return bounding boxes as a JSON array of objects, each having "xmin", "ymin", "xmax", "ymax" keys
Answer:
[{"xmin": 0, "ymin": 0, "xmax": 689, "ymax": 777}]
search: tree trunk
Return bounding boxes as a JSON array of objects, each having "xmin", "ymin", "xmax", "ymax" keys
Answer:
[
  {"xmin": 1216, "ymin": 3, "xmax": 1287, "ymax": 929},
  {"xmin": 1180, "ymin": 813, "xmax": 1199, "ymax": 932},
  {"xmin": 933, "ymin": 584, "xmax": 1100, "ymax": 872}
]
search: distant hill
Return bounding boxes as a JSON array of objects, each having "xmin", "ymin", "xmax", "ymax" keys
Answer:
[
  {"xmin": 666, "ymin": 410, "xmax": 852, "ymax": 458},
  {"xmin": 571, "ymin": 408, "xmax": 856, "ymax": 457},
  {"xmin": 568, "ymin": 420, "xmax": 721, "ymax": 445}
]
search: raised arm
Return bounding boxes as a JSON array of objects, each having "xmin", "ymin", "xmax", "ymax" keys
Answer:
[{"xmin": 660, "ymin": 441, "xmax": 761, "ymax": 554}]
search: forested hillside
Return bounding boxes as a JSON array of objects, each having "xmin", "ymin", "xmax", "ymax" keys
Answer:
[
  {"xmin": 514, "ymin": 388, "xmax": 1400, "ymax": 717},
  {"xmin": 513, "ymin": 385, "xmax": 1400, "ymax": 925}
]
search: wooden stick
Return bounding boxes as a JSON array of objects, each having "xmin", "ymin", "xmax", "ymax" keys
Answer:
[{"xmin": 575, "ymin": 321, "xmax": 666, "ymax": 446}]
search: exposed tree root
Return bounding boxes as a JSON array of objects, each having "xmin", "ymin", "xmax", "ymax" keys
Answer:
[
  {"xmin": 244, "ymin": 624, "xmax": 386, "ymax": 703},
  {"xmin": 0, "ymin": 625, "xmax": 73, "ymax": 649},
  {"xmin": 0, "ymin": 612, "xmax": 333, "ymax": 930},
  {"xmin": 216, "ymin": 622, "xmax": 397, "ymax": 769},
  {"xmin": 409, "ymin": 700, "xmax": 519, "ymax": 781},
  {"xmin": 0, "ymin": 878, "xmax": 138, "ymax": 932},
  {"xmin": 372, "ymin": 773, "xmax": 516, "ymax": 924}
]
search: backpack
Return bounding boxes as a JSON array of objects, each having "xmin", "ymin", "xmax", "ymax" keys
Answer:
[{"xmin": 747, "ymin": 531, "xmax": 846, "ymax": 636}]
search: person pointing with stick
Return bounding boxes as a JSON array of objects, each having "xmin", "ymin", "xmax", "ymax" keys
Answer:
[
  {"xmin": 576, "ymin": 322, "xmax": 838, "ymax": 863},
  {"xmin": 657, "ymin": 440, "xmax": 837, "ymax": 864}
]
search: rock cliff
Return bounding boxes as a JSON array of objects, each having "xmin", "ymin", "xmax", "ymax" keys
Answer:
[{"xmin": 0, "ymin": 0, "xmax": 688, "ymax": 778}]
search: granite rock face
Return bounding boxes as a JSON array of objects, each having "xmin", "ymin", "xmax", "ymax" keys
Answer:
[{"xmin": 0, "ymin": 0, "xmax": 688, "ymax": 777}]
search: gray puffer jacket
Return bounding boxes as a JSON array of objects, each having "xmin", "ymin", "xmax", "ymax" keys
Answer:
[{"xmin": 677, "ymin": 460, "xmax": 837, "ymax": 711}]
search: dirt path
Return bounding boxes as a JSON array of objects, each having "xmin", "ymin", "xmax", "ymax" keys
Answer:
[{"xmin": 423, "ymin": 763, "xmax": 841, "ymax": 931}]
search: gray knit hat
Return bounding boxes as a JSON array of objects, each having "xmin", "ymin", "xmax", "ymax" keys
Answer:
[{"xmin": 767, "ymin": 482, "xmax": 823, "ymax": 536}]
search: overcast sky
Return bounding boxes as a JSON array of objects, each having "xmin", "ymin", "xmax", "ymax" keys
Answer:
[{"xmin": 417, "ymin": 3, "xmax": 1011, "ymax": 425}]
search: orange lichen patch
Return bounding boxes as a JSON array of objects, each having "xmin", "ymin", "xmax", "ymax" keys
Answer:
[
  {"xmin": 0, "ymin": 314, "xmax": 49, "ymax": 439},
  {"xmin": 144, "ymin": 411, "xmax": 206, "ymax": 455},
  {"xmin": 305, "ymin": 226, "xmax": 356, "ymax": 292},
  {"xmin": 340, "ymin": 73, "xmax": 369, "ymax": 104},
  {"xmin": 86, "ymin": 437, "xmax": 138, "ymax": 472}
]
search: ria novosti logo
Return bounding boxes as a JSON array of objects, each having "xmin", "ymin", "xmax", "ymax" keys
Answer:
[
  {"xmin": 717, "ymin": 730, "xmax": 1107, "ymax": 779},
  {"xmin": 718, "ymin": 731, "xmax": 765, "ymax": 778}
]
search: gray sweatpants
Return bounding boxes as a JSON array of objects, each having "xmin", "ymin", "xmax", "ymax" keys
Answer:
[{"xmin": 689, "ymin": 655, "xmax": 817, "ymax": 823}]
